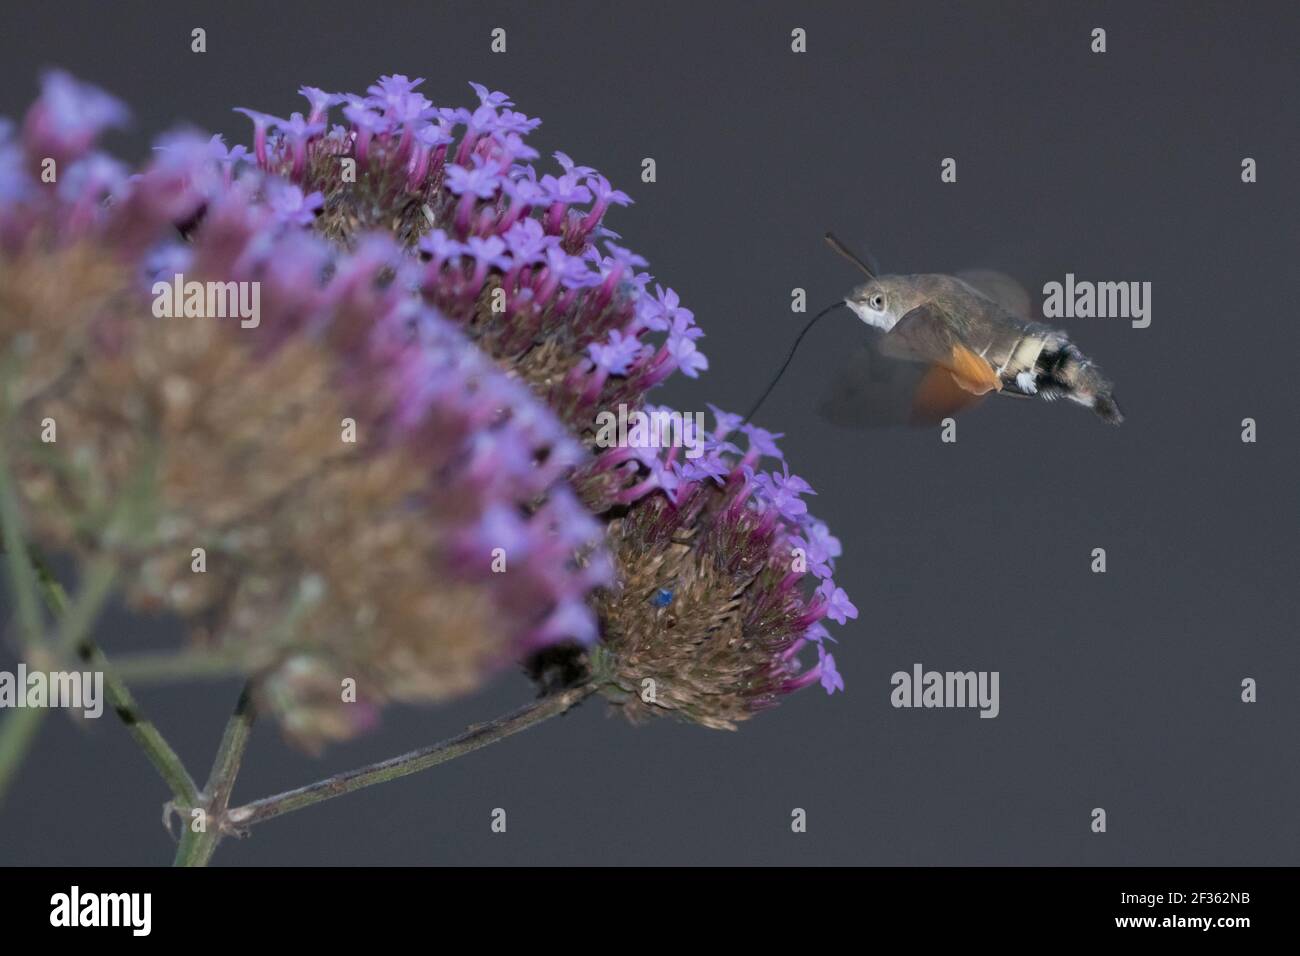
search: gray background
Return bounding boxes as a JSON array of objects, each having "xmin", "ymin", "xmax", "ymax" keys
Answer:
[{"xmin": 0, "ymin": 0, "xmax": 1296, "ymax": 865}]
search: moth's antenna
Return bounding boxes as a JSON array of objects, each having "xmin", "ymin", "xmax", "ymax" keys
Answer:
[
  {"xmin": 824, "ymin": 231, "xmax": 876, "ymax": 279},
  {"xmin": 743, "ymin": 300, "xmax": 847, "ymax": 423}
]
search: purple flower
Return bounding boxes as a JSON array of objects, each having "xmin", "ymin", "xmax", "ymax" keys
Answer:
[
  {"xmin": 233, "ymin": 107, "xmax": 285, "ymax": 167},
  {"xmin": 533, "ymin": 598, "xmax": 598, "ymax": 647},
  {"xmin": 667, "ymin": 334, "xmax": 708, "ymax": 378},
  {"xmin": 24, "ymin": 70, "xmax": 129, "ymax": 162},
  {"xmin": 141, "ymin": 241, "xmax": 194, "ymax": 285},
  {"xmin": 580, "ymin": 173, "xmax": 632, "ymax": 233},
  {"xmin": 280, "ymin": 112, "xmax": 323, "ymax": 141},
  {"xmin": 818, "ymin": 646, "xmax": 845, "ymax": 695},
  {"xmin": 495, "ymin": 109, "xmax": 541, "ymax": 137},
  {"xmin": 502, "ymin": 217, "xmax": 553, "ymax": 263},
  {"xmin": 407, "ymin": 120, "xmax": 454, "ymax": 187},
  {"xmin": 804, "ymin": 621, "xmax": 835, "ymax": 645},
  {"xmin": 649, "ymin": 458, "xmax": 682, "ymax": 495},
  {"xmin": 679, "ymin": 450, "xmax": 731, "ymax": 485},
  {"xmin": 538, "ymin": 170, "xmax": 591, "ymax": 206},
  {"xmin": 581, "ymin": 549, "xmax": 618, "ymax": 590},
  {"xmin": 602, "ymin": 241, "xmax": 648, "ymax": 271},
  {"xmin": 436, "ymin": 105, "xmax": 472, "ymax": 128},
  {"xmin": 790, "ymin": 535, "xmax": 831, "ymax": 580},
  {"xmin": 554, "ymin": 151, "xmax": 595, "ymax": 178},
  {"xmin": 58, "ymin": 152, "xmax": 128, "ymax": 206},
  {"xmin": 536, "ymin": 491, "xmax": 605, "ymax": 552},
  {"xmin": 753, "ymin": 465, "xmax": 812, "ymax": 521},
  {"xmin": 149, "ymin": 130, "xmax": 226, "ymax": 200},
  {"xmin": 804, "ymin": 519, "xmax": 842, "ymax": 561},
  {"xmin": 341, "ymin": 102, "xmax": 392, "ymax": 166},
  {"xmin": 418, "ymin": 228, "xmax": 465, "ymax": 265},
  {"xmin": 279, "ymin": 112, "xmax": 325, "ymax": 178},
  {"xmin": 816, "ymin": 579, "xmax": 858, "ymax": 625},
  {"xmin": 266, "ymin": 180, "xmax": 323, "ymax": 227},
  {"xmin": 444, "ymin": 161, "xmax": 501, "ymax": 199},
  {"xmin": 462, "ymin": 424, "xmax": 554, "ymax": 497},
  {"xmin": 645, "ymin": 285, "xmax": 690, "ymax": 333},
  {"xmin": 631, "ymin": 290, "xmax": 664, "ymax": 333},
  {"xmin": 491, "ymin": 131, "xmax": 539, "ymax": 165},
  {"xmin": 669, "ymin": 308, "xmax": 703, "ymax": 341},
  {"xmin": 502, "ymin": 173, "xmax": 545, "ymax": 208},
  {"xmin": 587, "ymin": 329, "xmax": 643, "ymax": 375},
  {"xmin": 298, "ymin": 86, "xmax": 344, "ymax": 124},
  {"xmin": 791, "ymin": 520, "xmax": 841, "ymax": 581},
  {"xmin": 394, "ymin": 92, "xmax": 436, "ymax": 126},
  {"xmin": 740, "ymin": 422, "xmax": 784, "ymax": 461},
  {"xmin": 707, "ymin": 404, "xmax": 744, "ymax": 441},
  {"xmin": 469, "ymin": 82, "xmax": 513, "ymax": 110},
  {"xmin": 342, "ymin": 102, "xmax": 389, "ymax": 134},
  {"xmin": 459, "ymin": 503, "xmax": 533, "ymax": 564},
  {"xmin": 205, "ymin": 134, "xmax": 248, "ymax": 168},
  {"xmin": 465, "ymin": 235, "xmax": 509, "ymax": 270},
  {"xmin": 365, "ymin": 74, "xmax": 427, "ymax": 114},
  {"xmin": 415, "ymin": 120, "xmax": 454, "ymax": 150},
  {"xmin": 541, "ymin": 245, "xmax": 598, "ymax": 290},
  {"xmin": 585, "ymin": 174, "xmax": 631, "ymax": 210},
  {"xmin": 464, "ymin": 104, "xmax": 501, "ymax": 138}
]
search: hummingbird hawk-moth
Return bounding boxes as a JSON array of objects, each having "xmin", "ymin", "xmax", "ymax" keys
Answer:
[{"xmin": 747, "ymin": 233, "xmax": 1123, "ymax": 427}]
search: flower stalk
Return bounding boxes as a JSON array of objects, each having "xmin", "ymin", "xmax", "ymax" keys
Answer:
[
  {"xmin": 225, "ymin": 683, "xmax": 596, "ymax": 829},
  {"xmin": 0, "ymin": 554, "xmax": 116, "ymax": 804},
  {"xmin": 32, "ymin": 557, "xmax": 201, "ymax": 810},
  {"xmin": 174, "ymin": 682, "xmax": 256, "ymax": 867},
  {"xmin": 0, "ymin": 434, "xmax": 46, "ymax": 803}
]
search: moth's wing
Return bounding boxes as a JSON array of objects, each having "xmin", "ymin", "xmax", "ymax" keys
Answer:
[
  {"xmin": 908, "ymin": 365, "xmax": 989, "ymax": 421},
  {"xmin": 955, "ymin": 269, "xmax": 1032, "ymax": 319},
  {"xmin": 815, "ymin": 336, "xmax": 986, "ymax": 428},
  {"xmin": 875, "ymin": 304, "xmax": 954, "ymax": 362},
  {"xmin": 881, "ymin": 304, "xmax": 1002, "ymax": 395},
  {"xmin": 815, "ymin": 340, "xmax": 926, "ymax": 427}
]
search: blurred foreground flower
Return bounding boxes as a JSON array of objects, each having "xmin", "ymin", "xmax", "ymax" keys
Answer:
[{"xmin": 0, "ymin": 71, "xmax": 855, "ymax": 760}]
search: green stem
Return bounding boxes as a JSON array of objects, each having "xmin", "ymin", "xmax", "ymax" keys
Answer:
[
  {"xmin": 53, "ymin": 557, "xmax": 116, "ymax": 654},
  {"xmin": 111, "ymin": 647, "xmax": 251, "ymax": 685},
  {"xmin": 0, "ymin": 443, "xmax": 43, "ymax": 648},
  {"xmin": 0, "ymin": 559, "xmax": 115, "ymax": 808},
  {"xmin": 226, "ymin": 683, "xmax": 596, "ymax": 829},
  {"xmin": 0, "ymin": 438, "xmax": 51, "ymax": 808},
  {"xmin": 84, "ymin": 643, "xmax": 201, "ymax": 810},
  {"xmin": 1, "ymin": 361, "xmax": 196, "ymax": 822},
  {"xmin": 174, "ymin": 682, "xmax": 256, "ymax": 867},
  {"xmin": 119, "ymin": 576, "xmax": 320, "ymax": 687},
  {"xmin": 30, "ymin": 552, "xmax": 200, "ymax": 810}
]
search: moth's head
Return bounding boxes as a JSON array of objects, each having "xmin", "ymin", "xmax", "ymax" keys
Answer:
[
  {"xmin": 845, "ymin": 276, "xmax": 926, "ymax": 332},
  {"xmin": 824, "ymin": 232, "xmax": 916, "ymax": 331}
]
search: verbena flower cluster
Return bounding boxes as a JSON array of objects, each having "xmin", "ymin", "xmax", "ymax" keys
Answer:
[{"xmin": 0, "ymin": 71, "xmax": 855, "ymax": 744}]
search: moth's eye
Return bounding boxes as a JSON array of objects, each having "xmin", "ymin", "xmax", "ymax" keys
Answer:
[{"xmin": 869, "ymin": 293, "xmax": 886, "ymax": 310}]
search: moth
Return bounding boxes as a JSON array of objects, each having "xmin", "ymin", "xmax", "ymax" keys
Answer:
[{"xmin": 748, "ymin": 234, "xmax": 1123, "ymax": 427}]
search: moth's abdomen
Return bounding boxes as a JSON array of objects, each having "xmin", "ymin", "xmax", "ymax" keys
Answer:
[
  {"xmin": 1019, "ymin": 335, "xmax": 1123, "ymax": 424},
  {"xmin": 978, "ymin": 322, "xmax": 1064, "ymax": 390},
  {"xmin": 974, "ymin": 318, "xmax": 1122, "ymax": 423},
  {"xmin": 1049, "ymin": 345, "xmax": 1123, "ymax": 423}
]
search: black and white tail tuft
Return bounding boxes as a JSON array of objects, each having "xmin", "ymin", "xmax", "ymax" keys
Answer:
[{"xmin": 1043, "ymin": 344, "xmax": 1123, "ymax": 424}]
